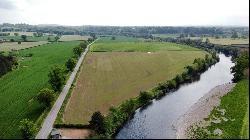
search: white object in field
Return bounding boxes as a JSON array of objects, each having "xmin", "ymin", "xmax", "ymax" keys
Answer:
[{"xmin": 147, "ymin": 52, "xmax": 151, "ymax": 54}]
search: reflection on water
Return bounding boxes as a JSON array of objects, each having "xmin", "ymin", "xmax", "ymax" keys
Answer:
[{"xmin": 116, "ymin": 54, "xmax": 234, "ymax": 139}]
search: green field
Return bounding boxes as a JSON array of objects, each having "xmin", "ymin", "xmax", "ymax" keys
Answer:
[
  {"xmin": 207, "ymin": 79, "xmax": 249, "ymax": 139},
  {"xmin": 62, "ymin": 36, "xmax": 206, "ymax": 124},
  {"xmin": 192, "ymin": 79, "xmax": 249, "ymax": 139},
  {"xmin": 0, "ymin": 41, "xmax": 80, "ymax": 138},
  {"xmin": 91, "ymin": 37, "xmax": 200, "ymax": 52}
]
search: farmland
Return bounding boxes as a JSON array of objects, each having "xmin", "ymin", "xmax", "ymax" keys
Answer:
[
  {"xmin": 0, "ymin": 41, "xmax": 80, "ymax": 138},
  {"xmin": 90, "ymin": 37, "xmax": 201, "ymax": 52},
  {"xmin": 62, "ymin": 36, "xmax": 207, "ymax": 124},
  {"xmin": 59, "ymin": 35, "xmax": 90, "ymax": 41},
  {"xmin": 0, "ymin": 41, "xmax": 48, "ymax": 51},
  {"xmin": 200, "ymin": 37, "xmax": 249, "ymax": 45}
]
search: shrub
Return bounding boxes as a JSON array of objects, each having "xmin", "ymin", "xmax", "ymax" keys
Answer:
[
  {"xmin": 65, "ymin": 58, "xmax": 77, "ymax": 71},
  {"xmin": 120, "ymin": 99, "xmax": 137, "ymax": 116},
  {"xmin": 73, "ymin": 46, "xmax": 83, "ymax": 57},
  {"xmin": 89, "ymin": 111, "xmax": 106, "ymax": 134},
  {"xmin": 19, "ymin": 119, "xmax": 38, "ymax": 139},
  {"xmin": 36, "ymin": 88, "xmax": 55, "ymax": 107},
  {"xmin": 174, "ymin": 74, "xmax": 184, "ymax": 85},
  {"xmin": 166, "ymin": 79, "xmax": 177, "ymax": 90},
  {"xmin": 48, "ymin": 65, "xmax": 66, "ymax": 92},
  {"xmin": 80, "ymin": 42, "xmax": 88, "ymax": 49},
  {"xmin": 18, "ymin": 41, "xmax": 21, "ymax": 44},
  {"xmin": 138, "ymin": 91, "xmax": 152, "ymax": 105}
]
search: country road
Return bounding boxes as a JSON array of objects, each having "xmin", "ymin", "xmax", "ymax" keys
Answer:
[{"xmin": 35, "ymin": 39, "xmax": 98, "ymax": 139}]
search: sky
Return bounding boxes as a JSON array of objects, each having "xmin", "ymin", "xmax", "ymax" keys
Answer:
[{"xmin": 0, "ymin": 0, "xmax": 249, "ymax": 26}]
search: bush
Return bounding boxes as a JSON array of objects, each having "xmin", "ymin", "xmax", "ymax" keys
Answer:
[
  {"xmin": 89, "ymin": 111, "xmax": 106, "ymax": 134},
  {"xmin": 80, "ymin": 42, "xmax": 88, "ymax": 49},
  {"xmin": 174, "ymin": 74, "xmax": 184, "ymax": 85},
  {"xmin": 120, "ymin": 99, "xmax": 137, "ymax": 116},
  {"xmin": 138, "ymin": 91, "xmax": 152, "ymax": 105},
  {"xmin": 73, "ymin": 46, "xmax": 83, "ymax": 57},
  {"xmin": 65, "ymin": 58, "xmax": 77, "ymax": 71},
  {"xmin": 166, "ymin": 79, "xmax": 177, "ymax": 90},
  {"xmin": 19, "ymin": 119, "xmax": 38, "ymax": 139},
  {"xmin": 18, "ymin": 41, "xmax": 21, "ymax": 44},
  {"xmin": 48, "ymin": 65, "xmax": 66, "ymax": 92},
  {"xmin": 10, "ymin": 38, "xmax": 15, "ymax": 42},
  {"xmin": 36, "ymin": 88, "xmax": 55, "ymax": 107}
]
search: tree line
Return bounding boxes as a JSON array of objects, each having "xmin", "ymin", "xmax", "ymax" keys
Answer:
[{"xmin": 1, "ymin": 23, "xmax": 248, "ymax": 38}]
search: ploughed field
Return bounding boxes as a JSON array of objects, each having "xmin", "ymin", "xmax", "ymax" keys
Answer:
[
  {"xmin": 0, "ymin": 41, "xmax": 80, "ymax": 138},
  {"xmin": 62, "ymin": 36, "xmax": 207, "ymax": 124}
]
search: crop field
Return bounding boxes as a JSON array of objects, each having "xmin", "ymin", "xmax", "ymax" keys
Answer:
[
  {"xmin": 62, "ymin": 36, "xmax": 206, "ymax": 124},
  {"xmin": 0, "ymin": 41, "xmax": 48, "ymax": 52},
  {"xmin": 59, "ymin": 35, "xmax": 90, "ymax": 41},
  {"xmin": 0, "ymin": 41, "xmax": 80, "ymax": 138}
]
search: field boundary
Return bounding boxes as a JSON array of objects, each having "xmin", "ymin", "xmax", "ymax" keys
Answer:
[{"xmin": 35, "ymin": 39, "xmax": 98, "ymax": 139}]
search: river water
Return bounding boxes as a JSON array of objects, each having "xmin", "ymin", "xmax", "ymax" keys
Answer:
[{"xmin": 116, "ymin": 54, "xmax": 234, "ymax": 139}]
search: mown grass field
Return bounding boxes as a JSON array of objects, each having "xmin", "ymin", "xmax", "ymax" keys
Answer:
[
  {"xmin": 59, "ymin": 35, "xmax": 90, "ymax": 41},
  {"xmin": 0, "ymin": 41, "xmax": 48, "ymax": 51},
  {"xmin": 90, "ymin": 37, "xmax": 200, "ymax": 52},
  {"xmin": 0, "ymin": 41, "xmax": 80, "ymax": 138},
  {"xmin": 63, "ymin": 36, "xmax": 206, "ymax": 124}
]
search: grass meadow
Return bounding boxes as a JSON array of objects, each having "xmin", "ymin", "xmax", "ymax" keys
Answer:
[
  {"xmin": 0, "ymin": 41, "xmax": 80, "ymax": 138},
  {"xmin": 62, "ymin": 36, "xmax": 206, "ymax": 124},
  {"xmin": 197, "ymin": 79, "xmax": 249, "ymax": 139}
]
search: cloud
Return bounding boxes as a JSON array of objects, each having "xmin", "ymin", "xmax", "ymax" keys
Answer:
[{"xmin": 0, "ymin": 0, "xmax": 16, "ymax": 10}]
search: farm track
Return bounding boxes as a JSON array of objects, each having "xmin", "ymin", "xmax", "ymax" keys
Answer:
[{"xmin": 35, "ymin": 39, "xmax": 98, "ymax": 139}]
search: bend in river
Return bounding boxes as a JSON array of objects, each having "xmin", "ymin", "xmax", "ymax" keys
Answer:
[{"xmin": 116, "ymin": 53, "xmax": 234, "ymax": 139}]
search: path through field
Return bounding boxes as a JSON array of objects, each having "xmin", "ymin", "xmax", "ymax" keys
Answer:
[{"xmin": 35, "ymin": 39, "xmax": 98, "ymax": 139}]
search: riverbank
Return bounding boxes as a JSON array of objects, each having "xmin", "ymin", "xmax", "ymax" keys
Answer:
[{"xmin": 175, "ymin": 83, "xmax": 236, "ymax": 139}]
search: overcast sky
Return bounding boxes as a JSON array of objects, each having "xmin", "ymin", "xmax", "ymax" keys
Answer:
[{"xmin": 0, "ymin": 0, "xmax": 249, "ymax": 26}]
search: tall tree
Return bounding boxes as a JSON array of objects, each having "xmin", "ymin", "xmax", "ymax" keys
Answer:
[
  {"xmin": 48, "ymin": 65, "xmax": 66, "ymax": 92},
  {"xmin": 19, "ymin": 119, "xmax": 37, "ymax": 139},
  {"xmin": 21, "ymin": 35, "xmax": 27, "ymax": 42}
]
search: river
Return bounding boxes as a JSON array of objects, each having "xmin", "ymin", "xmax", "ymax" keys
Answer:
[{"xmin": 116, "ymin": 54, "xmax": 234, "ymax": 139}]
